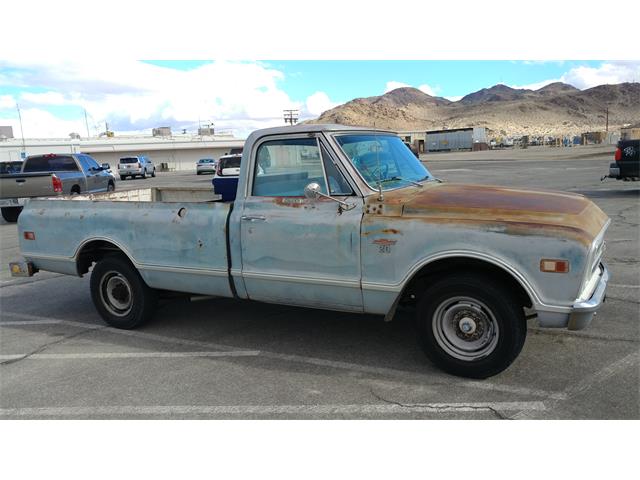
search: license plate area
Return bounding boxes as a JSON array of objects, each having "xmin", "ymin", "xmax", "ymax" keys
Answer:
[{"xmin": 9, "ymin": 261, "xmax": 36, "ymax": 277}]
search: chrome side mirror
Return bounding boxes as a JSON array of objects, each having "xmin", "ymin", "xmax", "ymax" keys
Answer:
[
  {"xmin": 303, "ymin": 182, "xmax": 356, "ymax": 213},
  {"xmin": 101, "ymin": 163, "xmax": 111, "ymax": 170},
  {"xmin": 304, "ymin": 182, "xmax": 322, "ymax": 200}
]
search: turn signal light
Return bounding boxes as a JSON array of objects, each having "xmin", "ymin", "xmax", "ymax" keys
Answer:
[
  {"xmin": 614, "ymin": 148, "xmax": 622, "ymax": 162},
  {"xmin": 540, "ymin": 259, "xmax": 569, "ymax": 273},
  {"xmin": 24, "ymin": 231, "xmax": 36, "ymax": 240}
]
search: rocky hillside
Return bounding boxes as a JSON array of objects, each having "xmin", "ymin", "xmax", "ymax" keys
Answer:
[{"xmin": 308, "ymin": 82, "xmax": 640, "ymax": 137}]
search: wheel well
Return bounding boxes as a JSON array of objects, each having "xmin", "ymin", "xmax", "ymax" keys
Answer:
[
  {"xmin": 76, "ymin": 240, "xmax": 132, "ymax": 276},
  {"xmin": 400, "ymin": 257, "xmax": 533, "ymax": 309},
  {"xmin": 70, "ymin": 184, "xmax": 81, "ymax": 194}
]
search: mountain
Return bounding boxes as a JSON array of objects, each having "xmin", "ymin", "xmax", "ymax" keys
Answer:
[{"xmin": 308, "ymin": 82, "xmax": 640, "ymax": 136}]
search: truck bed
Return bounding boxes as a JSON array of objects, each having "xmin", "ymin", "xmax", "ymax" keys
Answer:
[{"xmin": 18, "ymin": 187, "xmax": 234, "ymax": 298}]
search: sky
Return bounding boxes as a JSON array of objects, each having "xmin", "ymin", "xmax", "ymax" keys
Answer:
[{"xmin": 0, "ymin": 60, "xmax": 639, "ymax": 139}]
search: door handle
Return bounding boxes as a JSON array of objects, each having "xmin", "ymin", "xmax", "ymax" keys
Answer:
[{"xmin": 241, "ymin": 215, "xmax": 266, "ymax": 222}]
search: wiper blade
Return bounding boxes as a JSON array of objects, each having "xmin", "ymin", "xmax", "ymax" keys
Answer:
[{"xmin": 379, "ymin": 176, "xmax": 424, "ymax": 187}]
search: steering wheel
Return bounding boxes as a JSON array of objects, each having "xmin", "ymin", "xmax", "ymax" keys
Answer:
[{"xmin": 354, "ymin": 152, "xmax": 390, "ymax": 182}]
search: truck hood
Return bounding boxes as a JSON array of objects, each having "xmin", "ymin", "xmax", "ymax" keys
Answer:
[{"xmin": 376, "ymin": 183, "xmax": 609, "ymax": 246}]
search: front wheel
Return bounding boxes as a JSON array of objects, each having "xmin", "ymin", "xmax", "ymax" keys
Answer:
[
  {"xmin": 90, "ymin": 255, "xmax": 158, "ymax": 329},
  {"xmin": 151, "ymin": 169, "xmax": 156, "ymax": 178},
  {"xmin": 417, "ymin": 273, "xmax": 526, "ymax": 379},
  {"xmin": 1, "ymin": 206, "xmax": 22, "ymax": 223}
]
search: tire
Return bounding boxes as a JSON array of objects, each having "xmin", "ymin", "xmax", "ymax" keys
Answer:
[
  {"xmin": 107, "ymin": 182, "xmax": 115, "ymax": 192},
  {"xmin": 70, "ymin": 186, "xmax": 81, "ymax": 195},
  {"xmin": 197, "ymin": 171, "xmax": 201, "ymax": 175},
  {"xmin": 151, "ymin": 169, "xmax": 156, "ymax": 178},
  {"xmin": 141, "ymin": 170, "xmax": 147, "ymax": 179},
  {"xmin": 1, "ymin": 206, "xmax": 22, "ymax": 223},
  {"xmin": 90, "ymin": 254, "xmax": 158, "ymax": 329},
  {"xmin": 120, "ymin": 175, "xmax": 126, "ymax": 181},
  {"xmin": 416, "ymin": 273, "xmax": 526, "ymax": 379}
]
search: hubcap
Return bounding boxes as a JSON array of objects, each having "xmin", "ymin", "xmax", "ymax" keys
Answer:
[
  {"xmin": 432, "ymin": 296, "xmax": 499, "ymax": 361},
  {"xmin": 99, "ymin": 271, "xmax": 133, "ymax": 317}
]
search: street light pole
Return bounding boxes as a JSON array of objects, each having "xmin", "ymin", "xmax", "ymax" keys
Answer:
[{"xmin": 16, "ymin": 103, "xmax": 26, "ymax": 157}]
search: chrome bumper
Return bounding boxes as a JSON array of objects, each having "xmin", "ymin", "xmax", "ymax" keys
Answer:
[{"xmin": 536, "ymin": 263, "xmax": 609, "ymax": 331}]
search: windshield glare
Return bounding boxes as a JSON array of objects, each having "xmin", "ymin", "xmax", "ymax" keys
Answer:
[{"xmin": 334, "ymin": 134, "xmax": 432, "ymax": 190}]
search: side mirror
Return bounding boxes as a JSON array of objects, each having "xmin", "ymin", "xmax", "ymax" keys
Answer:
[
  {"xmin": 304, "ymin": 182, "xmax": 322, "ymax": 200},
  {"xmin": 303, "ymin": 182, "xmax": 356, "ymax": 213},
  {"xmin": 101, "ymin": 163, "xmax": 111, "ymax": 170}
]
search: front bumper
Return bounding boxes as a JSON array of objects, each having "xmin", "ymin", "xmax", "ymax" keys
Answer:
[{"xmin": 536, "ymin": 263, "xmax": 609, "ymax": 331}]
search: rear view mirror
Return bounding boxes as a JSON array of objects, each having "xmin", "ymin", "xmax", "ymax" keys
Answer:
[{"xmin": 101, "ymin": 163, "xmax": 111, "ymax": 170}]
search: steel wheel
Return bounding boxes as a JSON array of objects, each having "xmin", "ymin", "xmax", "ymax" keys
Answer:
[
  {"xmin": 432, "ymin": 296, "xmax": 499, "ymax": 361},
  {"xmin": 99, "ymin": 271, "xmax": 133, "ymax": 317}
]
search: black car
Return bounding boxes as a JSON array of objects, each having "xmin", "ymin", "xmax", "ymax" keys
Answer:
[{"xmin": 603, "ymin": 139, "xmax": 639, "ymax": 181}]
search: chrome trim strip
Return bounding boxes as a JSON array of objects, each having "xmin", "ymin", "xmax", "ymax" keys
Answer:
[
  {"xmin": 241, "ymin": 270, "xmax": 361, "ymax": 288},
  {"xmin": 573, "ymin": 263, "xmax": 609, "ymax": 313},
  {"xmin": 138, "ymin": 265, "xmax": 228, "ymax": 277}
]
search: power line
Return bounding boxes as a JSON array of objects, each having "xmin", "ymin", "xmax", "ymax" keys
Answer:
[{"xmin": 283, "ymin": 109, "xmax": 299, "ymax": 126}]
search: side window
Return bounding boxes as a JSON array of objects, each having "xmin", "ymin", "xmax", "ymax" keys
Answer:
[
  {"xmin": 253, "ymin": 138, "xmax": 328, "ymax": 197},
  {"xmin": 78, "ymin": 154, "xmax": 99, "ymax": 171},
  {"xmin": 320, "ymin": 143, "xmax": 353, "ymax": 195}
]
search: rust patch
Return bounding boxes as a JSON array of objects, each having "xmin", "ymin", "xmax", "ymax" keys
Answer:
[{"xmin": 273, "ymin": 196, "xmax": 306, "ymax": 208}]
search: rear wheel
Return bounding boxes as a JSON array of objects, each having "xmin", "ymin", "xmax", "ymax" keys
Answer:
[
  {"xmin": 416, "ymin": 273, "xmax": 526, "ymax": 379},
  {"xmin": 90, "ymin": 255, "xmax": 158, "ymax": 329},
  {"xmin": 1, "ymin": 206, "xmax": 22, "ymax": 223}
]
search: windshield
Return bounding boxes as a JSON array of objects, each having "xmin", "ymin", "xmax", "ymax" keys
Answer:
[
  {"xmin": 334, "ymin": 134, "xmax": 432, "ymax": 190},
  {"xmin": 198, "ymin": 159, "xmax": 214, "ymax": 163}
]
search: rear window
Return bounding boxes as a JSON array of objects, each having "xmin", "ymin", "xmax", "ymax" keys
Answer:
[
  {"xmin": 198, "ymin": 159, "xmax": 214, "ymax": 164},
  {"xmin": 219, "ymin": 157, "xmax": 241, "ymax": 169},
  {"xmin": 0, "ymin": 161, "xmax": 23, "ymax": 174},
  {"xmin": 120, "ymin": 157, "xmax": 140, "ymax": 164},
  {"xmin": 23, "ymin": 155, "xmax": 79, "ymax": 172}
]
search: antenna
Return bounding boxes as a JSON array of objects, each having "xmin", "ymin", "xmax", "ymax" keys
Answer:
[{"xmin": 16, "ymin": 103, "xmax": 25, "ymax": 156}]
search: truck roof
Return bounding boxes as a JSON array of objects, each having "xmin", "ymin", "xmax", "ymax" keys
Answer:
[{"xmin": 244, "ymin": 124, "xmax": 395, "ymax": 154}]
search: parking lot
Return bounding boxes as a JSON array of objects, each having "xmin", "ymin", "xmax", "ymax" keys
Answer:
[{"xmin": 1, "ymin": 145, "xmax": 638, "ymax": 419}]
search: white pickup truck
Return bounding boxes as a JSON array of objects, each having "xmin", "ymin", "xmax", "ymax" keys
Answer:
[{"xmin": 10, "ymin": 125, "xmax": 610, "ymax": 378}]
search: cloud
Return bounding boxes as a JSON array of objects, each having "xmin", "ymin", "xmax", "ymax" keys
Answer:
[
  {"xmin": 0, "ymin": 108, "xmax": 87, "ymax": 138},
  {"xmin": 0, "ymin": 60, "xmax": 301, "ymax": 138},
  {"xmin": 304, "ymin": 91, "xmax": 340, "ymax": 117},
  {"xmin": 561, "ymin": 61, "xmax": 640, "ymax": 89},
  {"xmin": 384, "ymin": 81, "xmax": 439, "ymax": 97},
  {"xmin": 444, "ymin": 95, "xmax": 463, "ymax": 102},
  {"xmin": 20, "ymin": 91, "xmax": 68, "ymax": 106},
  {"xmin": 0, "ymin": 94, "xmax": 15, "ymax": 110},
  {"xmin": 511, "ymin": 61, "xmax": 640, "ymax": 91}
]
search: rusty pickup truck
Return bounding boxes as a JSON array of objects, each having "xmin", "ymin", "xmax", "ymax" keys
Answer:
[{"xmin": 10, "ymin": 125, "xmax": 610, "ymax": 378}]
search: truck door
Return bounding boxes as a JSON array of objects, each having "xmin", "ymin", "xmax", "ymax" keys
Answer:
[
  {"xmin": 76, "ymin": 154, "xmax": 100, "ymax": 192},
  {"xmin": 240, "ymin": 135, "xmax": 364, "ymax": 311}
]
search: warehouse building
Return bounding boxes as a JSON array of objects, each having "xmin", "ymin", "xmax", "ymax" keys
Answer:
[
  {"xmin": 397, "ymin": 131, "xmax": 427, "ymax": 153},
  {"xmin": 426, "ymin": 127, "xmax": 488, "ymax": 152},
  {"xmin": 0, "ymin": 133, "xmax": 245, "ymax": 171}
]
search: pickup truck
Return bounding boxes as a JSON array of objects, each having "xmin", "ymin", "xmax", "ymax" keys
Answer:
[
  {"xmin": 0, "ymin": 153, "xmax": 115, "ymax": 222},
  {"xmin": 602, "ymin": 139, "xmax": 640, "ymax": 181},
  {"xmin": 9, "ymin": 125, "xmax": 610, "ymax": 378}
]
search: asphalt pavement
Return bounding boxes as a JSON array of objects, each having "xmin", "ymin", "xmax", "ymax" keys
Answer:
[{"xmin": 1, "ymin": 145, "xmax": 638, "ymax": 419}]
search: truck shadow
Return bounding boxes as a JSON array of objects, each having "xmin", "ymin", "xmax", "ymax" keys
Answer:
[{"xmin": 570, "ymin": 188, "xmax": 640, "ymax": 198}]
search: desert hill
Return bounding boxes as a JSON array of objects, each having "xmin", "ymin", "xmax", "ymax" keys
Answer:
[{"xmin": 308, "ymin": 82, "xmax": 640, "ymax": 137}]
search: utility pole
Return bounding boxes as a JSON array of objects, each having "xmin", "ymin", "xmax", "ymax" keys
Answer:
[
  {"xmin": 283, "ymin": 109, "xmax": 299, "ymax": 126},
  {"xmin": 16, "ymin": 103, "xmax": 26, "ymax": 157},
  {"xmin": 84, "ymin": 109, "xmax": 90, "ymax": 139},
  {"xmin": 605, "ymin": 106, "xmax": 609, "ymax": 133}
]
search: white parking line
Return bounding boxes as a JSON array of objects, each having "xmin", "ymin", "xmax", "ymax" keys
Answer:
[
  {"xmin": 609, "ymin": 284, "xmax": 640, "ymax": 289},
  {"xmin": 432, "ymin": 168, "xmax": 473, "ymax": 172},
  {"xmin": 0, "ymin": 351, "xmax": 260, "ymax": 361},
  {"xmin": 563, "ymin": 350, "xmax": 640, "ymax": 399},
  {"xmin": 0, "ymin": 312, "xmax": 567, "ymax": 400},
  {"xmin": 0, "ymin": 401, "xmax": 546, "ymax": 417}
]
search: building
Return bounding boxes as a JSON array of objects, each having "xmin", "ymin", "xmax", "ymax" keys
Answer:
[
  {"xmin": 0, "ymin": 126, "xmax": 14, "ymax": 139},
  {"xmin": 397, "ymin": 131, "xmax": 427, "ymax": 153},
  {"xmin": 426, "ymin": 127, "xmax": 488, "ymax": 152},
  {"xmin": 0, "ymin": 133, "xmax": 245, "ymax": 171},
  {"xmin": 621, "ymin": 124, "xmax": 640, "ymax": 141}
]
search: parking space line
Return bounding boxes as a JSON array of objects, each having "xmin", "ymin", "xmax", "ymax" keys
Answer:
[
  {"xmin": 563, "ymin": 350, "xmax": 640, "ymax": 399},
  {"xmin": 609, "ymin": 284, "xmax": 640, "ymax": 289},
  {"xmin": 0, "ymin": 401, "xmax": 546, "ymax": 417},
  {"xmin": 0, "ymin": 350, "xmax": 260, "ymax": 361},
  {"xmin": 0, "ymin": 311, "xmax": 567, "ymax": 400}
]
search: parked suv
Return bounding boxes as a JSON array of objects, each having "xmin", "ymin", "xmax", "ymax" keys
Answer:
[
  {"xmin": 196, "ymin": 158, "xmax": 217, "ymax": 175},
  {"xmin": 212, "ymin": 154, "xmax": 242, "ymax": 201},
  {"xmin": 118, "ymin": 156, "xmax": 156, "ymax": 180}
]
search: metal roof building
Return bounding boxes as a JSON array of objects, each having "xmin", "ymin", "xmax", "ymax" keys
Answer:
[{"xmin": 0, "ymin": 133, "xmax": 246, "ymax": 171}]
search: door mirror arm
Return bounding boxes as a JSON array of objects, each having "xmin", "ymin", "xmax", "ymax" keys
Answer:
[{"xmin": 304, "ymin": 182, "xmax": 356, "ymax": 212}]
